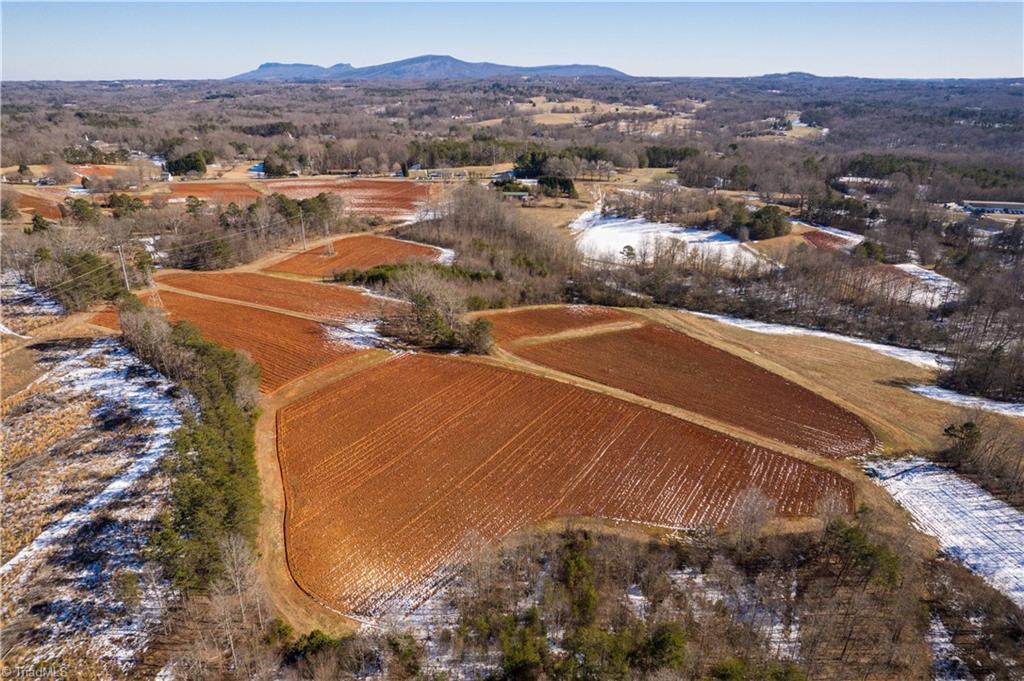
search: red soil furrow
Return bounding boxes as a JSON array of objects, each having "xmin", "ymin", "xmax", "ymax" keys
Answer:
[
  {"xmin": 260, "ymin": 179, "xmax": 429, "ymax": 218},
  {"xmin": 802, "ymin": 229, "xmax": 854, "ymax": 251},
  {"xmin": 277, "ymin": 353, "xmax": 854, "ymax": 617},
  {"xmin": 155, "ymin": 271, "xmax": 391, "ymax": 320},
  {"xmin": 265, "ymin": 234, "xmax": 443, "ymax": 277},
  {"xmin": 480, "ymin": 305, "xmax": 635, "ymax": 343},
  {"xmin": 163, "ymin": 182, "xmax": 262, "ymax": 203},
  {"xmin": 511, "ymin": 322, "xmax": 876, "ymax": 458},
  {"xmin": 155, "ymin": 290, "xmax": 359, "ymax": 392}
]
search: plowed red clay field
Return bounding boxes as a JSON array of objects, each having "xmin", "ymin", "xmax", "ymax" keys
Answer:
[
  {"xmin": 71, "ymin": 164, "xmax": 124, "ymax": 178},
  {"xmin": 13, "ymin": 192, "xmax": 62, "ymax": 220},
  {"xmin": 163, "ymin": 182, "xmax": 262, "ymax": 203},
  {"xmin": 802, "ymin": 229, "xmax": 851, "ymax": 251},
  {"xmin": 278, "ymin": 353, "xmax": 853, "ymax": 616},
  {"xmin": 511, "ymin": 323, "xmax": 876, "ymax": 458},
  {"xmin": 156, "ymin": 272, "xmax": 394, "ymax": 320},
  {"xmin": 481, "ymin": 305, "xmax": 637, "ymax": 343},
  {"xmin": 157, "ymin": 291, "xmax": 359, "ymax": 391},
  {"xmin": 261, "ymin": 178, "xmax": 429, "ymax": 219},
  {"xmin": 266, "ymin": 235, "xmax": 443, "ymax": 277},
  {"xmin": 89, "ymin": 291, "xmax": 158, "ymax": 331}
]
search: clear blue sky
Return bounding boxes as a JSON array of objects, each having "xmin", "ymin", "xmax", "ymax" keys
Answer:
[{"xmin": 2, "ymin": 2, "xmax": 1022, "ymax": 80}]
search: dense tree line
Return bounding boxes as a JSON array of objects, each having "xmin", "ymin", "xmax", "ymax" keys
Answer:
[
  {"xmin": 118, "ymin": 297, "xmax": 262, "ymax": 590},
  {"xmin": 166, "ymin": 150, "xmax": 211, "ymax": 176}
]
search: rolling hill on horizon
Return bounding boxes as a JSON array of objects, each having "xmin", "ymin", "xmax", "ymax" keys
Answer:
[{"xmin": 229, "ymin": 54, "xmax": 629, "ymax": 81}]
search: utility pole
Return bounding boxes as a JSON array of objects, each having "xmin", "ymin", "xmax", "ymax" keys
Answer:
[
  {"xmin": 116, "ymin": 245, "xmax": 131, "ymax": 289},
  {"xmin": 323, "ymin": 220, "xmax": 335, "ymax": 256},
  {"xmin": 298, "ymin": 207, "xmax": 307, "ymax": 250}
]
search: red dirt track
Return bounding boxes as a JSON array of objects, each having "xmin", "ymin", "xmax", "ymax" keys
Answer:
[
  {"xmin": 156, "ymin": 291, "xmax": 359, "ymax": 391},
  {"xmin": 512, "ymin": 323, "xmax": 876, "ymax": 458},
  {"xmin": 266, "ymin": 235, "xmax": 442, "ymax": 277},
  {"xmin": 278, "ymin": 353, "xmax": 853, "ymax": 616},
  {"xmin": 482, "ymin": 305, "xmax": 636, "ymax": 343},
  {"xmin": 156, "ymin": 272, "xmax": 391, "ymax": 319}
]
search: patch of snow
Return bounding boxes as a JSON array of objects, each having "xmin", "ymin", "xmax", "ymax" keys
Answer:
[
  {"xmin": 155, "ymin": 662, "xmax": 176, "ymax": 681},
  {"xmin": 399, "ymin": 205, "xmax": 440, "ymax": 227},
  {"xmin": 625, "ymin": 583, "xmax": 649, "ymax": 619},
  {"xmin": 906, "ymin": 385, "xmax": 1024, "ymax": 419},
  {"xmin": 354, "ymin": 286, "xmax": 408, "ymax": 305},
  {"xmin": 324, "ymin": 320, "xmax": 394, "ymax": 350},
  {"xmin": 386, "ymin": 574, "xmax": 501, "ymax": 680},
  {"xmin": 570, "ymin": 208, "xmax": 763, "ymax": 268},
  {"xmin": 683, "ymin": 310, "xmax": 950, "ymax": 370},
  {"xmin": 893, "ymin": 264, "xmax": 963, "ymax": 306},
  {"xmin": 435, "ymin": 246, "xmax": 456, "ymax": 265},
  {"xmin": 670, "ymin": 566, "xmax": 800, "ymax": 660},
  {"xmin": 793, "ymin": 221, "xmax": 865, "ymax": 248},
  {"xmin": 836, "ymin": 176, "xmax": 893, "ymax": 188},
  {"xmin": 928, "ymin": 617, "xmax": 974, "ymax": 680},
  {"xmin": 137, "ymin": 235, "xmax": 169, "ymax": 261},
  {"xmin": 864, "ymin": 457, "xmax": 1024, "ymax": 608},
  {"xmin": 1, "ymin": 269, "xmax": 65, "ymax": 316}
]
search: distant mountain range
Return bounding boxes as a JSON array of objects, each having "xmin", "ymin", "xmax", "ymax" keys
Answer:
[{"xmin": 229, "ymin": 55, "xmax": 628, "ymax": 81}]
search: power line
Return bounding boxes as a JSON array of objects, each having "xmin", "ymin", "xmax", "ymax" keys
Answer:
[{"xmin": 36, "ymin": 209, "xmax": 330, "ymax": 294}]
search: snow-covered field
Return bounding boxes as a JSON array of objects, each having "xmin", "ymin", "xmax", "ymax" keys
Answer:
[
  {"xmin": 570, "ymin": 208, "xmax": 764, "ymax": 268},
  {"xmin": 906, "ymin": 385, "xmax": 1024, "ymax": 419},
  {"xmin": 864, "ymin": 457, "xmax": 1024, "ymax": 608},
  {"xmin": 1, "ymin": 269, "xmax": 64, "ymax": 337},
  {"xmin": 683, "ymin": 310, "xmax": 950, "ymax": 370},
  {"xmin": 1, "ymin": 335, "xmax": 187, "ymax": 670}
]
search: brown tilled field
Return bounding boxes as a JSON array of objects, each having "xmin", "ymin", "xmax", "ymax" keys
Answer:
[
  {"xmin": 156, "ymin": 291, "xmax": 360, "ymax": 391},
  {"xmin": 480, "ymin": 305, "xmax": 637, "ymax": 343},
  {"xmin": 261, "ymin": 178, "xmax": 429, "ymax": 219},
  {"xmin": 266, "ymin": 235, "xmax": 442, "ymax": 277},
  {"xmin": 277, "ymin": 353, "xmax": 853, "ymax": 616},
  {"xmin": 511, "ymin": 323, "xmax": 876, "ymax": 458},
  {"xmin": 156, "ymin": 272, "xmax": 394, "ymax": 320}
]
